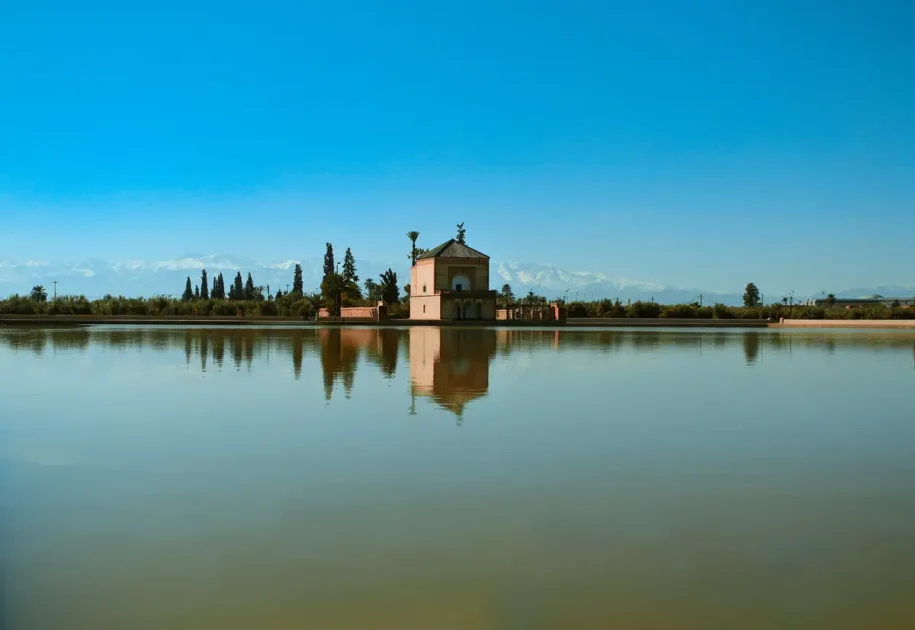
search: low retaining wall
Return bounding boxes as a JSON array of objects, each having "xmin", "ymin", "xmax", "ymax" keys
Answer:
[
  {"xmin": 778, "ymin": 319, "xmax": 915, "ymax": 329},
  {"xmin": 566, "ymin": 318, "xmax": 770, "ymax": 328},
  {"xmin": 497, "ymin": 304, "xmax": 567, "ymax": 323},
  {"xmin": 0, "ymin": 315, "xmax": 310, "ymax": 326},
  {"xmin": 318, "ymin": 304, "xmax": 387, "ymax": 322}
]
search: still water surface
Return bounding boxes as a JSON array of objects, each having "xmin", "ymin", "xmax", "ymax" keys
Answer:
[{"xmin": 1, "ymin": 326, "xmax": 914, "ymax": 629}]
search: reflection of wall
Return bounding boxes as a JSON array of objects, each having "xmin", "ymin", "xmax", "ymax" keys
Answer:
[{"xmin": 409, "ymin": 327, "xmax": 497, "ymax": 417}]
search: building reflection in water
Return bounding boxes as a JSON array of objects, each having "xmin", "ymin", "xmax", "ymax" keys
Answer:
[
  {"xmin": 409, "ymin": 327, "xmax": 497, "ymax": 420},
  {"xmin": 4, "ymin": 326, "xmax": 915, "ymax": 410}
]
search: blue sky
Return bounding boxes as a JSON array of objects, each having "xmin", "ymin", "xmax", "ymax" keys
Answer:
[{"xmin": 1, "ymin": 0, "xmax": 913, "ymax": 294}]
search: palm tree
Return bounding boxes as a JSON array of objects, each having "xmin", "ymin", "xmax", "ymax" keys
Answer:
[
  {"xmin": 304, "ymin": 292, "xmax": 324, "ymax": 320},
  {"xmin": 826, "ymin": 293, "xmax": 836, "ymax": 308},
  {"xmin": 407, "ymin": 231, "xmax": 420, "ymax": 266},
  {"xmin": 30, "ymin": 285, "xmax": 48, "ymax": 302}
]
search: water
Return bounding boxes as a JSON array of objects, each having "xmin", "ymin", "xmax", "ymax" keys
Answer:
[{"xmin": 1, "ymin": 326, "xmax": 914, "ymax": 629}]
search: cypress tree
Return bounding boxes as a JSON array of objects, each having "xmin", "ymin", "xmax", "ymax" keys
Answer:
[
  {"xmin": 216, "ymin": 273, "xmax": 225, "ymax": 299},
  {"xmin": 244, "ymin": 272, "xmax": 256, "ymax": 300},
  {"xmin": 323, "ymin": 243, "xmax": 335, "ymax": 281},
  {"xmin": 200, "ymin": 269, "xmax": 209, "ymax": 300},
  {"xmin": 194, "ymin": 285, "xmax": 200, "ymax": 299},
  {"xmin": 182, "ymin": 277, "xmax": 194, "ymax": 301},
  {"xmin": 232, "ymin": 272, "xmax": 244, "ymax": 300},
  {"xmin": 342, "ymin": 247, "xmax": 361, "ymax": 300},
  {"xmin": 292, "ymin": 263, "xmax": 304, "ymax": 296},
  {"xmin": 342, "ymin": 248, "xmax": 358, "ymax": 285}
]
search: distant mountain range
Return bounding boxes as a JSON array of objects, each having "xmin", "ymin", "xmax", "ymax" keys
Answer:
[{"xmin": 0, "ymin": 255, "xmax": 911, "ymax": 307}]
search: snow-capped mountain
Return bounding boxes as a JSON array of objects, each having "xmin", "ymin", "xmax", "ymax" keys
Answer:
[
  {"xmin": 0, "ymin": 255, "xmax": 395, "ymax": 299},
  {"xmin": 2, "ymin": 255, "xmax": 909, "ymax": 306},
  {"xmin": 495, "ymin": 262, "xmax": 740, "ymax": 305},
  {"xmin": 833, "ymin": 287, "xmax": 915, "ymax": 300},
  {"xmin": 0, "ymin": 255, "xmax": 740, "ymax": 304}
]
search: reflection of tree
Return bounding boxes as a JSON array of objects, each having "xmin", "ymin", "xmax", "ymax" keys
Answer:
[
  {"xmin": 2, "ymin": 330, "xmax": 49, "ymax": 356},
  {"xmin": 184, "ymin": 331, "xmax": 193, "ymax": 365},
  {"xmin": 50, "ymin": 329, "xmax": 90, "ymax": 352},
  {"xmin": 365, "ymin": 329, "xmax": 400, "ymax": 378},
  {"xmin": 379, "ymin": 329, "xmax": 399, "ymax": 377},
  {"xmin": 742, "ymin": 332, "xmax": 760, "ymax": 365},
  {"xmin": 320, "ymin": 329, "xmax": 341, "ymax": 400},
  {"xmin": 318, "ymin": 329, "xmax": 379, "ymax": 400},
  {"xmin": 232, "ymin": 331, "xmax": 243, "ymax": 371},
  {"xmin": 340, "ymin": 339, "xmax": 358, "ymax": 398},
  {"xmin": 292, "ymin": 334, "xmax": 303, "ymax": 380},
  {"xmin": 200, "ymin": 332, "xmax": 209, "ymax": 372},
  {"xmin": 29, "ymin": 331, "xmax": 48, "ymax": 356},
  {"xmin": 5, "ymin": 327, "xmax": 915, "ymax": 408},
  {"xmin": 212, "ymin": 334, "xmax": 225, "ymax": 369},
  {"xmin": 244, "ymin": 334, "xmax": 254, "ymax": 371}
]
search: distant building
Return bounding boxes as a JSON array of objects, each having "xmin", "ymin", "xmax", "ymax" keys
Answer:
[
  {"xmin": 806, "ymin": 294, "xmax": 914, "ymax": 308},
  {"xmin": 409, "ymin": 239, "xmax": 498, "ymax": 321}
]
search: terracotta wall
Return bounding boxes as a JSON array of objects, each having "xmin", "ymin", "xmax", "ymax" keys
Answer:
[
  {"xmin": 409, "ymin": 295, "xmax": 441, "ymax": 320},
  {"xmin": 340, "ymin": 306, "xmax": 379, "ymax": 320},
  {"xmin": 780, "ymin": 319, "xmax": 915, "ymax": 328},
  {"xmin": 318, "ymin": 305, "xmax": 386, "ymax": 321},
  {"xmin": 497, "ymin": 303, "xmax": 565, "ymax": 321},
  {"xmin": 410, "ymin": 261, "xmax": 436, "ymax": 296}
]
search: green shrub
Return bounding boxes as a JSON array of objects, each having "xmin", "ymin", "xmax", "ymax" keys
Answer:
[
  {"xmin": 627, "ymin": 301, "xmax": 662, "ymax": 318},
  {"xmin": 567, "ymin": 301, "xmax": 589, "ymax": 318},
  {"xmin": 660, "ymin": 304, "xmax": 699, "ymax": 318},
  {"xmin": 46, "ymin": 295, "xmax": 92, "ymax": 315},
  {"xmin": 212, "ymin": 301, "xmax": 238, "ymax": 316},
  {"xmin": 0, "ymin": 295, "xmax": 43, "ymax": 315},
  {"xmin": 258, "ymin": 301, "xmax": 279, "ymax": 316}
]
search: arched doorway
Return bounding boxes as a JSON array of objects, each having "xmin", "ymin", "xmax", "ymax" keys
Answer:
[
  {"xmin": 453, "ymin": 302, "xmax": 462, "ymax": 320},
  {"xmin": 464, "ymin": 301, "xmax": 475, "ymax": 320}
]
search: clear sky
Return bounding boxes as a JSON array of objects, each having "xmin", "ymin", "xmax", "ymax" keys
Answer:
[{"xmin": 1, "ymin": 0, "xmax": 913, "ymax": 294}]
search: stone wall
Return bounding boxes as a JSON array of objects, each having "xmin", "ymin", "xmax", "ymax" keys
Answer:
[
  {"xmin": 779, "ymin": 319, "xmax": 915, "ymax": 329},
  {"xmin": 497, "ymin": 303, "xmax": 566, "ymax": 322},
  {"xmin": 318, "ymin": 304, "xmax": 387, "ymax": 321}
]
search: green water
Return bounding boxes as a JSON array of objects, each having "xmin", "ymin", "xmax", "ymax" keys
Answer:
[{"xmin": 1, "ymin": 326, "xmax": 914, "ymax": 629}]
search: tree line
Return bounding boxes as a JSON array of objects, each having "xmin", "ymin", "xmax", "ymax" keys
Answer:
[
  {"xmin": 2, "ymin": 226, "xmax": 452, "ymax": 318},
  {"xmin": 7, "ymin": 229, "xmax": 913, "ymax": 320},
  {"xmin": 162, "ymin": 242, "xmax": 405, "ymax": 317}
]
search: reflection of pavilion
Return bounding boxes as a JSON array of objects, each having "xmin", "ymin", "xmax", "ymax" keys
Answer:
[{"xmin": 409, "ymin": 327, "xmax": 497, "ymax": 418}]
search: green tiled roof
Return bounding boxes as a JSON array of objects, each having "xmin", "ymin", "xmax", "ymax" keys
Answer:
[{"xmin": 417, "ymin": 239, "xmax": 489, "ymax": 260}]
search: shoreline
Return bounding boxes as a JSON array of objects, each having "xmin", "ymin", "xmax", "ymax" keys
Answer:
[
  {"xmin": 2, "ymin": 315, "xmax": 767, "ymax": 328},
  {"xmin": 773, "ymin": 319, "xmax": 915, "ymax": 329},
  {"xmin": 3, "ymin": 316, "xmax": 914, "ymax": 329}
]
